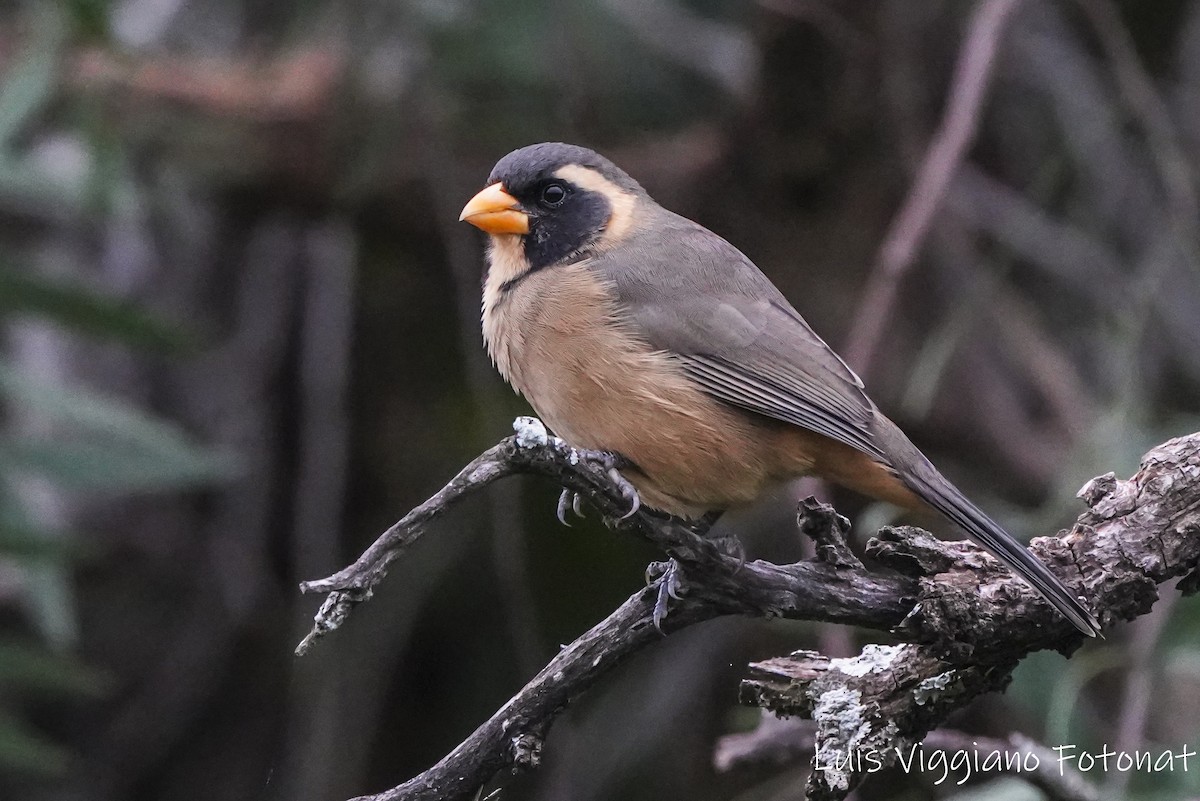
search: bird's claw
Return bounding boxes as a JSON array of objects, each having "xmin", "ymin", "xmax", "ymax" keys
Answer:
[
  {"xmin": 556, "ymin": 490, "xmax": 572, "ymax": 526},
  {"xmin": 554, "ymin": 488, "xmax": 593, "ymax": 525},
  {"xmin": 647, "ymin": 559, "xmax": 684, "ymax": 632},
  {"xmin": 608, "ymin": 467, "xmax": 641, "ymax": 520},
  {"xmin": 587, "ymin": 451, "xmax": 640, "ymax": 521},
  {"xmin": 556, "ymin": 489, "xmax": 587, "ymax": 526},
  {"xmin": 556, "ymin": 448, "xmax": 641, "ymax": 525}
]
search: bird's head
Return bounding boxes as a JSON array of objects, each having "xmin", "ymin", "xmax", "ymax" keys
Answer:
[{"xmin": 459, "ymin": 143, "xmax": 646, "ymax": 271}]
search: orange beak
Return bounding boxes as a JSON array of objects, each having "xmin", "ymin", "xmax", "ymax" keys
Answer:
[{"xmin": 459, "ymin": 183, "xmax": 530, "ymax": 235}]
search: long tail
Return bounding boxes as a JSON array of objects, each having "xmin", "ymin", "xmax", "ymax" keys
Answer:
[{"xmin": 905, "ymin": 469, "xmax": 1101, "ymax": 637}]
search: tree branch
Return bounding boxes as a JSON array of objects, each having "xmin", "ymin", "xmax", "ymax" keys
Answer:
[
  {"xmin": 739, "ymin": 433, "xmax": 1200, "ymax": 799},
  {"xmin": 296, "ymin": 421, "xmax": 1200, "ymax": 801}
]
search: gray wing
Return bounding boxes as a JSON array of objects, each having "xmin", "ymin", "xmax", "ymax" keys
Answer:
[
  {"xmin": 589, "ymin": 210, "xmax": 885, "ymax": 460},
  {"xmin": 586, "ymin": 211, "xmax": 1103, "ymax": 636}
]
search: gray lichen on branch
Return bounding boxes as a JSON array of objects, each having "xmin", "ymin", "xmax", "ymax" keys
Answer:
[
  {"xmin": 295, "ymin": 423, "xmax": 1200, "ymax": 801},
  {"xmin": 739, "ymin": 433, "xmax": 1200, "ymax": 799}
]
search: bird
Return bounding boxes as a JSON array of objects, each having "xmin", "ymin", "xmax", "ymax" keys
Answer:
[{"xmin": 458, "ymin": 141, "xmax": 1100, "ymax": 637}]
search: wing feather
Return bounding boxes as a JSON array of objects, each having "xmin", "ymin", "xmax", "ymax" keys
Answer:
[{"xmin": 588, "ymin": 211, "xmax": 882, "ymax": 460}]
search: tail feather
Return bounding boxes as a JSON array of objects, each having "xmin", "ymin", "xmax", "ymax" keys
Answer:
[{"xmin": 906, "ymin": 472, "xmax": 1101, "ymax": 637}]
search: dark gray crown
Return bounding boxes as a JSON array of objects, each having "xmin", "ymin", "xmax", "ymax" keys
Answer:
[{"xmin": 487, "ymin": 142, "xmax": 645, "ymax": 195}]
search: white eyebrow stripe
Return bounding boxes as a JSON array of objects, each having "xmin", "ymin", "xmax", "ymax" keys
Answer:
[{"xmin": 554, "ymin": 164, "xmax": 638, "ymax": 244}]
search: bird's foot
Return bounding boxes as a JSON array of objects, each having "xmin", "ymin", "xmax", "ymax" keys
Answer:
[
  {"xmin": 646, "ymin": 558, "xmax": 684, "ymax": 632},
  {"xmin": 555, "ymin": 449, "xmax": 641, "ymax": 526}
]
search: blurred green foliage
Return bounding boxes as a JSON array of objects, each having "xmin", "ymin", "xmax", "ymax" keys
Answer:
[
  {"xmin": 0, "ymin": 270, "xmax": 198, "ymax": 352},
  {"xmin": 0, "ymin": 298, "xmax": 225, "ymax": 775},
  {"xmin": 62, "ymin": 0, "xmax": 113, "ymax": 42},
  {"xmin": 0, "ymin": 0, "xmax": 224, "ymax": 779},
  {"xmin": 0, "ymin": 276, "xmax": 226, "ymax": 775}
]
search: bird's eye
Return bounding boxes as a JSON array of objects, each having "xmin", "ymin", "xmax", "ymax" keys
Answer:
[{"xmin": 540, "ymin": 183, "xmax": 567, "ymax": 207}]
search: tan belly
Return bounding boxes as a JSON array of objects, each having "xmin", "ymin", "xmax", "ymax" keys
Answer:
[{"xmin": 483, "ymin": 259, "xmax": 810, "ymax": 517}]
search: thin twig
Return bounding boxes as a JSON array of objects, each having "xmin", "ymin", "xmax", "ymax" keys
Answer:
[
  {"xmin": 1072, "ymin": 0, "xmax": 1200, "ymax": 245},
  {"xmin": 296, "ymin": 419, "xmax": 1200, "ymax": 801},
  {"xmin": 294, "ymin": 438, "xmax": 520, "ymax": 655},
  {"xmin": 297, "ymin": 419, "xmax": 918, "ymax": 654},
  {"xmin": 1068, "ymin": 0, "xmax": 1200, "ymax": 407},
  {"xmin": 845, "ymin": 0, "xmax": 1025, "ymax": 376},
  {"xmin": 947, "ymin": 165, "xmax": 1126, "ymax": 305}
]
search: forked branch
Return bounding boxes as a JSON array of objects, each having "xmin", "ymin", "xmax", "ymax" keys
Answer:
[{"xmin": 296, "ymin": 420, "xmax": 1200, "ymax": 801}]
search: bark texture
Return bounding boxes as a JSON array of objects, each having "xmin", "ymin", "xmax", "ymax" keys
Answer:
[{"xmin": 297, "ymin": 422, "xmax": 1200, "ymax": 801}]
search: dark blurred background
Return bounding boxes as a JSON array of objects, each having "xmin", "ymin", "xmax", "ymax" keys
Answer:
[{"xmin": 1, "ymin": 1, "xmax": 1199, "ymax": 800}]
